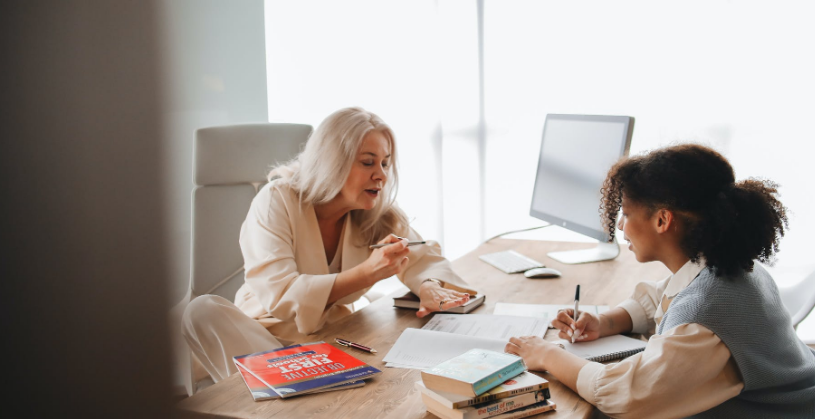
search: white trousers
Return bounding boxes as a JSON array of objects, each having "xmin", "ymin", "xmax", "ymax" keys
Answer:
[{"xmin": 182, "ymin": 294, "xmax": 283, "ymax": 383}]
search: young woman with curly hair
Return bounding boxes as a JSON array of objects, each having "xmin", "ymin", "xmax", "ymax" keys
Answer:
[{"xmin": 506, "ymin": 144, "xmax": 815, "ymax": 418}]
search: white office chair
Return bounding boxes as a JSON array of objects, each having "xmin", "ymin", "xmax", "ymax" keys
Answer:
[
  {"xmin": 778, "ymin": 269, "xmax": 815, "ymax": 333},
  {"xmin": 180, "ymin": 123, "xmax": 312, "ymax": 395}
]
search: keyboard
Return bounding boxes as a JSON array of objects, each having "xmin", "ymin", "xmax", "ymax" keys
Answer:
[{"xmin": 479, "ymin": 250, "xmax": 545, "ymax": 274}]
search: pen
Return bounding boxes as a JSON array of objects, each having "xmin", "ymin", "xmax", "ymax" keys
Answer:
[
  {"xmin": 335, "ymin": 338, "xmax": 377, "ymax": 353},
  {"xmin": 572, "ymin": 284, "xmax": 580, "ymax": 343},
  {"xmin": 368, "ymin": 241, "xmax": 426, "ymax": 249}
]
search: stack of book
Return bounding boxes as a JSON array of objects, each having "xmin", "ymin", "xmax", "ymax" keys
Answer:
[
  {"xmin": 233, "ymin": 341, "xmax": 381, "ymax": 400},
  {"xmin": 418, "ymin": 348, "xmax": 555, "ymax": 419}
]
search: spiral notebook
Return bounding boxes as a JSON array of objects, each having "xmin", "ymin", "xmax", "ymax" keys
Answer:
[{"xmin": 558, "ymin": 335, "xmax": 647, "ymax": 362}]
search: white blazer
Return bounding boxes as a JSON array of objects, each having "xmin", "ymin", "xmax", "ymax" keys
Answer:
[{"xmin": 234, "ymin": 180, "xmax": 471, "ymax": 343}]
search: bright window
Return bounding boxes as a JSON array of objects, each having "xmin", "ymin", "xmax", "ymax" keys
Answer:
[{"xmin": 266, "ymin": 0, "xmax": 815, "ymax": 337}]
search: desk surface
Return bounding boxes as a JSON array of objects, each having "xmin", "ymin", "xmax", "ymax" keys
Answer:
[{"xmin": 177, "ymin": 239, "xmax": 670, "ymax": 419}]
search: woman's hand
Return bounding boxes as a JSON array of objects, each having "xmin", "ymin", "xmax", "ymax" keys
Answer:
[
  {"xmin": 416, "ymin": 280, "xmax": 469, "ymax": 318},
  {"xmin": 361, "ymin": 234, "xmax": 410, "ymax": 284},
  {"xmin": 551, "ymin": 309, "xmax": 601, "ymax": 342},
  {"xmin": 505, "ymin": 336, "xmax": 559, "ymax": 372}
]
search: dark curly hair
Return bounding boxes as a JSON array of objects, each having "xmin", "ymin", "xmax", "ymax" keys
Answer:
[{"xmin": 599, "ymin": 144, "xmax": 788, "ymax": 276}]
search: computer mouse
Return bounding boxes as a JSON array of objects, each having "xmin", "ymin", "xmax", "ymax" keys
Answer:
[{"xmin": 523, "ymin": 267, "xmax": 562, "ymax": 279}]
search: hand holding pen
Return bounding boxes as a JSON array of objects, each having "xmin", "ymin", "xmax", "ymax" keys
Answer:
[
  {"xmin": 550, "ymin": 285, "xmax": 602, "ymax": 343},
  {"xmin": 361, "ymin": 234, "xmax": 413, "ymax": 281}
]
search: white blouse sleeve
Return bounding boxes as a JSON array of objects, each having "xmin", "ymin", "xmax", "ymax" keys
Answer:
[
  {"xmin": 575, "ymin": 323, "xmax": 743, "ymax": 419},
  {"xmin": 617, "ymin": 277, "xmax": 669, "ymax": 334},
  {"xmin": 239, "ymin": 186, "xmax": 336, "ymax": 335}
]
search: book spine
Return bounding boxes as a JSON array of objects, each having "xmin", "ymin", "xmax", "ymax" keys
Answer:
[
  {"xmin": 472, "ymin": 360, "xmax": 526, "ymax": 396},
  {"xmin": 461, "ymin": 390, "xmax": 550, "ymax": 419},
  {"xmin": 491, "ymin": 400, "xmax": 556, "ymax": 419},
  {"xmin": 452, "ymin": 384, "xmax": 550, "ymax": 409}
]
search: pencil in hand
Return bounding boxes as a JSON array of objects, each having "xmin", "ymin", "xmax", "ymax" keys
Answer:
[{"xmin": 368, "ymin": 241, "xmax": 426, "ymax": 249}]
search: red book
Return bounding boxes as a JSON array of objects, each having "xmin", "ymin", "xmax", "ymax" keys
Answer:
[
  {"xmin": 233, "ymin": 341, "xmax": 381, "ymax": 398},
  {"xmin": 234, "ymin": 359, "xmax": 364, "ymax": 401}
]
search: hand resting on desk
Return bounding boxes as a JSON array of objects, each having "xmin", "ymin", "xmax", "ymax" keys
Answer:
[{"xmin": 415, "ymin": 279, "xmax": 470, "ymax": 318}]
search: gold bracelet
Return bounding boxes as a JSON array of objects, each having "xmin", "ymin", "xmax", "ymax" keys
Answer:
[{"xmin": 421, "ymin": 278, "xmax": 442, "ymax": 287}]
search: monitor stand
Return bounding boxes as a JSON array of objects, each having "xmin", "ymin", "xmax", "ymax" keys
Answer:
[{"xmin": 547, "ymin": 241, "xmax": 620, "ymax": 264}]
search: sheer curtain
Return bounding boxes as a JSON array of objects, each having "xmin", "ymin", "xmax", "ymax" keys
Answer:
[
  {"xmin": 266, "ymin": 1, "xmax": 815, "ymax": 335},
  {"xmin": 265, "ymin": 0, "xmax": 481, "ymax": 260},
  {"xmin": 482, "ymin": 0, "xmax": 815, "ymax": 337},
  {"xmin": 483, "ymin": 0, "xmax": 815, "ymax": 269}
]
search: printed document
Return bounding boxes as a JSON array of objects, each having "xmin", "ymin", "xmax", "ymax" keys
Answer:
[
  {"xmin": 493, "ymin": 303, "xmax": 610, "ymax": 327},
  {"xmin": 422, "ymin": 314, "xmax": 548, "ymax": 339}
]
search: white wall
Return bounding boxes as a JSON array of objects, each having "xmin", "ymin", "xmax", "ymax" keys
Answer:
[{"xmin": 159, "ymin": 0, "xmax": 268, "ymax": 304}]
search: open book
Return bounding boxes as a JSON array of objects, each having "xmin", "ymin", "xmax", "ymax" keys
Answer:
[
  {"xmin": 557, "ymin": 334, "xmax": 647, "ymax": 362},
  {"xmin": 383, "ymin": 328, "xmax": 508, "ymax": 369}
]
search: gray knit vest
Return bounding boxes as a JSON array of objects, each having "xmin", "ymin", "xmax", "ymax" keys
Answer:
[{"xmin": 658, "ymin": 264, "xmax": 815, "ymax": 418}]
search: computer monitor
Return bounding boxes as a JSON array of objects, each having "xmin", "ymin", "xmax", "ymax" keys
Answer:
[{"xmin": 530, "ymin": 114, "xmax": 634, "ymax": 264}]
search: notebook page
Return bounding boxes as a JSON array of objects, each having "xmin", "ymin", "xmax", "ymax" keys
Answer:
[
  {"xmin": 422, "ymin": 314, "xmax": 548, "ymax": 339},
  {"xmin": 493, "ymin": 303, "xmax": 610, "ymax": 328},
  {"xmin": 558, "ymin": 335, "xmax": 646, "ymax": 361},
  {"xmin": 382, "ymin": 328, "xmax": 508, "ymax": 369}
]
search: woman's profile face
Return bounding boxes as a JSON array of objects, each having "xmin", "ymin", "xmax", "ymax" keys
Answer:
[
  {"xmin": 339, "ymin": 129, "xmax": 391, "ymax": 211},
  {"xmin": 618, "ymin": 198, "xmax": 659, "ymax": 263}
]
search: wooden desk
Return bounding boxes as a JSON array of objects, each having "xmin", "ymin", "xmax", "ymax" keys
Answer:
[{"xmin": 177, "ymin": 239, "xmax": 670, "ymax": 419}]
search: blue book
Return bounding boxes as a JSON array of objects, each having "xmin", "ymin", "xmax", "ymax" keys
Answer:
[{"xmin": 421, "ymin": 349, "xmax": 526, "ymax": 397}]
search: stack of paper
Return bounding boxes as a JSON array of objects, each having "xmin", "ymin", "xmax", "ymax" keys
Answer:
[{"xmin": 423, "ymin": 314, "xmax": 549, "ymax": 339}]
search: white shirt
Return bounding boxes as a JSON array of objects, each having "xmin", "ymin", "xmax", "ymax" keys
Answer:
[
  {"xmin": 575, "ymin": 260, "xmax": 744, "ymax": 419},
  {"xmin": 233, "ymin": 181, "xmax": 473, "ymax": 343}
]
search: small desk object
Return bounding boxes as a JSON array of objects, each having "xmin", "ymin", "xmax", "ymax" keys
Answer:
[{"xmin": 177, "ymin": 239, "xmax": 669, "ymax": 418}]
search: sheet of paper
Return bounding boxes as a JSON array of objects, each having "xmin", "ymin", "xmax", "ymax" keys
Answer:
[
  {"xmin": 421, "ymin": 314, "xmax": 548, "ymax": 339},
  {"xmin": 493, "ymin": 303, "xmax": 610, "ymax": 327},
  {"xmin": 382, "ymin": 328, "xmax": 508, "ymax": 369}
]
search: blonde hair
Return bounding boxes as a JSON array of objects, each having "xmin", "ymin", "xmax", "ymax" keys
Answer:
[{"xmin": 269, "ymin": 107, "xmax": 409, "ymax": 245}]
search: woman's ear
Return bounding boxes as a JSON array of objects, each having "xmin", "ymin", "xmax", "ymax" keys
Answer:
[{"xmin": 654, "ymin": 209, "xmax": 674, "ymax": 234}]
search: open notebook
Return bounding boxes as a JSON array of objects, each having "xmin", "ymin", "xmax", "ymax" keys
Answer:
[{"xmin": 558, "ymin": 335, "xmax": 647, "ymax": 362}]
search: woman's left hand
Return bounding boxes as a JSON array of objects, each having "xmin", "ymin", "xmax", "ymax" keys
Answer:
[
  {"xmin": 416, "ymin": 280, "xmax": 469, "ymax": 318},
  {"xmin": 504, "ymin": 336, "xmax": 559, "ymax": 372}
]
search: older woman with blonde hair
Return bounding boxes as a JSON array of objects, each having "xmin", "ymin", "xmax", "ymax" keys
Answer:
[{"xmin": 183, "ymin": 107, "xmax": 473, "ymax": 383}]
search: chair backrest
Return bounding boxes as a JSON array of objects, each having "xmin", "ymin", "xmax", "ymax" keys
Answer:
[
  {"xmin": 190, "ymin": 123, "xmax": 312, "ymax": 299},
  {"xmin": 779, "ymin": 269, "xmax": 815, "ymax": 329}
]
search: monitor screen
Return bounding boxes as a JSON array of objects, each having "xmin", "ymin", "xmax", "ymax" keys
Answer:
[{"xmin": 530, "ymin": 114, "xmax": 634, "ymax": 242}]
